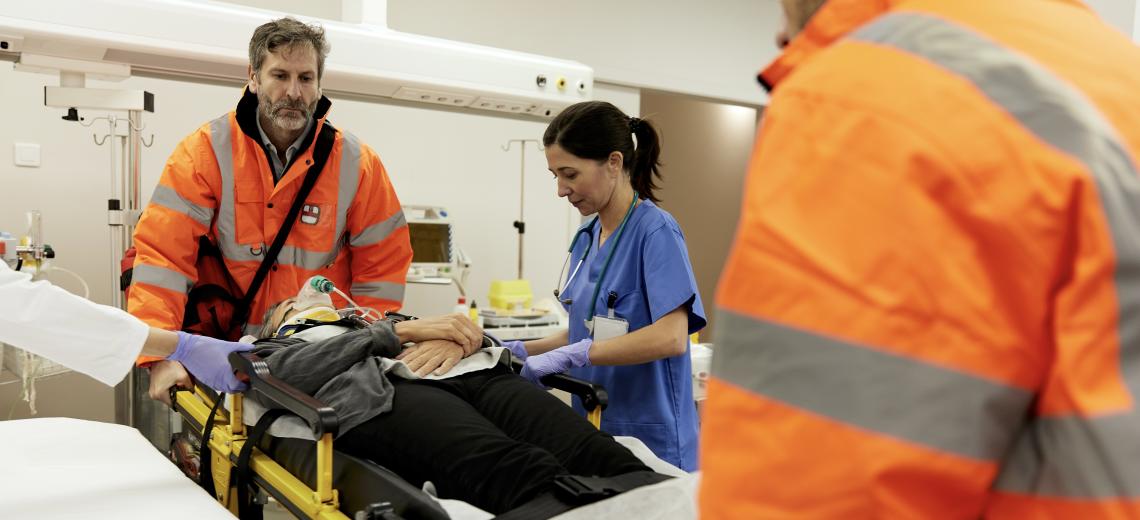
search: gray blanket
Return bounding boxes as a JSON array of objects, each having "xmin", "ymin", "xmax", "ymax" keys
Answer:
[{"xmin": 249, "ymin": 321, "xmax": 402, "ymax": 438}]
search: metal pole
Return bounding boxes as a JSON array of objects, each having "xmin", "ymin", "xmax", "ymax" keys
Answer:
[
  {"xmin": 128, "ymin": 110, "xmax": 142, "ymax": 247},
  {"xmin": 125, "ymin": 110, "xmax": 142, "ymax": 431},
  {"xmin": 108, "ymin": 116, "xmax": 124, "ymax": 310},
  {"xmin": 109, "ymin": 115, "xmax": 131, "ymax": 427},
  {"xmin": 518, "ymin": 144, "xmax": 525, "ymax": 279},
  {"xmin": 119, "ymin": 117, "xmax": 129, "ymax": 286},
  {"xmin": 503, "ymin": 139, "xmax": 543, "ymax": 281}
]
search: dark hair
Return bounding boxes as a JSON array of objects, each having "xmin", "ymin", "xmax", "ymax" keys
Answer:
[
  {"xmin": 257, "ymin": 298, "xmax": 295, "ymax": 339},
  {"xmin": 543, "ymin": 101, "xmax": 663, "ymax": 203},
  {"xmin": 249, "ymin": 17, "xmax": 331, "ymax": 81}
]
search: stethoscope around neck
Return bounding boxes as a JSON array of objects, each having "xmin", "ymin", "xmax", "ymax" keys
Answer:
[{"xmin": 553, "ymin": 194, "xmax": 639, "ymax": 320}]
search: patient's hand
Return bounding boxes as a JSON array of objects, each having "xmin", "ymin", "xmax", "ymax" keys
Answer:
[
  {"xmin": 148, "ymin": 359, "xmax": 192, "ymax": 405},
  {"xmin": 393, "ymin": 313, "xmax": 483, "ymax": 355},
  {"xmin": 396, "ymin": 339, "xmax": 466, "ymax": 377}
]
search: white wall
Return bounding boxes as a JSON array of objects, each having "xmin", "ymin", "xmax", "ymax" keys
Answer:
[
  {"xmin": 197, "ymin": 0, "xmax": 1139, "ymax": 106},
  {"xmin": 199, "ymin": 0, "xmax": 779, "ymax": 106},
  {"xmin": 0, "ymin": 63, "xmax": 604, "ymax": 320},
  {"xmin": 386, "ymin": 0, "xmax": 778, "ymax": 107},
  {"xmin": 1130, "ymin": 0, "xmax": 1140, "ymax": 41},
  {"xmin": 1085, "ymin": 0, "xmax": 1136, "ymax": 37},
  {"xmin": 400, "ymin": 81, "xmax": 638, "ymax": 315}
]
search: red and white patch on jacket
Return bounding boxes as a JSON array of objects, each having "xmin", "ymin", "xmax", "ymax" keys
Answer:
[{"xmin": 300, "ymin": 204, "xmax": 321, "ymax": 225}]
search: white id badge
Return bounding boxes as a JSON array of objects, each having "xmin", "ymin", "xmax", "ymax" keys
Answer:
[{"xmin": 591, "ymin": 315, "xmax": 629, "ymax": 341}]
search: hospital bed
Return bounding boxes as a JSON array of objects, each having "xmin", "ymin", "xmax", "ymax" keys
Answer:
[
  {"xmin": 0, "ymin": 417, "xmax": 233, "ymax": 519},
  {"xmin": 170, "ymin": 349, "xmax": 636, "ymax": 520}
]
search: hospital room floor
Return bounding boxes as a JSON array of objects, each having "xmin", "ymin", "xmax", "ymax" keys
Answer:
[{"xmin": 262, "ymin": 500, "xmax": 294, "ymax": 519}]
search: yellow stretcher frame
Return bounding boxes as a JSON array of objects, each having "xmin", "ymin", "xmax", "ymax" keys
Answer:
[
  {"xmin": 175, "ymin": 386, "xmax": 347, "ymax": 520},
  {"xmin": 174, "ymin": 351, "xmax": 609, "ymax": 520}
]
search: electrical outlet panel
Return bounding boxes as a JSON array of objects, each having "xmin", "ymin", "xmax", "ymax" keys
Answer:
[
  {"xmin": 0, "ymin": 34, "xmax": 22, "ymax": 53},
  {"xmin": 471, "ymin": 97, "xmax": 540, "ymax": 115},
  {"xmin": 392, "ymin": 87, "xmax": 476, "ymax": 108}
]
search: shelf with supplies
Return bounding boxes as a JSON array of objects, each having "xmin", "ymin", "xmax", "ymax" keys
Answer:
[{"xmin": 406, "ymin": 276, "xmax": 454, "ymax": 285}]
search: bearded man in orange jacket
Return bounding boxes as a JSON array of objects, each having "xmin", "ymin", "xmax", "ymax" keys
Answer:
[{"xmin": 129, "ymin": 18, "xmax": 414, "ymax": 402}]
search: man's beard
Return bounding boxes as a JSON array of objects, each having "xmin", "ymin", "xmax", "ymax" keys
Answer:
[{"xmin": 258, "ymin": 93, "xmax": 314, "ymax": 133}]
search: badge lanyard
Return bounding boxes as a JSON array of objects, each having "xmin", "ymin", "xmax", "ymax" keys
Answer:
[{"xmin": 585, "ymin": 194, "xmax": 638, "ymax": 330}]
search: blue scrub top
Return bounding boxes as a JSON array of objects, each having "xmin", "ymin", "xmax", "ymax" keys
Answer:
[{"xmin": 562, "ymin": 200, "xmax": 706, "ymax": 471}]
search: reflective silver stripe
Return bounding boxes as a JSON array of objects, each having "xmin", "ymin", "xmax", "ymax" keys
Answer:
[
  {"xmin": 209, "ymin": 239, "xmax": 337, "ymax": 269},
  {"xmin": 331, "ymin": 131, "xmax": 361, "ymax": 260},
  {"xmin": 131, "ymin": 263, "xmax": 193, "ymax": 294},
  {"xmin": 851, "ymin": 13, "xmax": 1140, "ymax": 496},
  {"xmin": 277, "ymin": 245, "xmax": 338, "ymax": 271},
  {"xmin": 713, "ymin": 310, "xmax": 1033, "ymax": 461},
  {"xmin": 997, "ymin": 415, "xmax": 1140, "ymax": 497},
  {"xmin": 350, "ymin": 211, "xmax": 407, "ymax": 248},
  {"xmin": 150, "ymin": 184, "xmax": 214, "ymax": 228},
  {"xmin": 208, "ymin": 116, "xmax": 244, "ymax": 262},
  {"xmin": 350, "ymin": 281, "xmax": 405, "ymax": 303}
]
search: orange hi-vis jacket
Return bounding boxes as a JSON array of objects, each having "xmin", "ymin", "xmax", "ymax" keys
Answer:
[
  {"xmin": 129, "ymin": 89, "xmax": 411, "ymax": 363},
  {"xmin": 702, "ymin": 0, "xmax": 1140, "ymax": 518}
]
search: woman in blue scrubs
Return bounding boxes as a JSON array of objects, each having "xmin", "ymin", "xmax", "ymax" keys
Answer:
[{"xmin": 508, "ymin": 101, "xmax": 706, "ymax": 471}]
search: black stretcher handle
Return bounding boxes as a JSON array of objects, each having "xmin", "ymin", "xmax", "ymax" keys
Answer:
[
  {"xmin": 229, "ymin": 351, "xmax": 340, "ymax": 438},
  {"xmin": 510, "ymin": 358, "xmax": 609, "ymax": 412}
]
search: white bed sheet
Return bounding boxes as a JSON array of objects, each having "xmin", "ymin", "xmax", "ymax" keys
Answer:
[
  {"xmin": 0, "ymin": 417, "xmax": 234, "ymax": 519},
  {"xmin": 0, "ymin": 417, "xmax": 697, "ymax": 520}
]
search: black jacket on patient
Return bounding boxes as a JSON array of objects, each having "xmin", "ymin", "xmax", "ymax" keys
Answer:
[{"xmin": 251, "ymin": 321, "xmax": 402, "ymax": 438}]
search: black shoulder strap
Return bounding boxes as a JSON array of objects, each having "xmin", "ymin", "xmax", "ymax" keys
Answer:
[
  {"xmin": 195, "ymin": 392, "xmax": 227, "ymax": 499},
  {"xmin": 232, "ymin": 122, "xmax": 338, "ymax": 329}
]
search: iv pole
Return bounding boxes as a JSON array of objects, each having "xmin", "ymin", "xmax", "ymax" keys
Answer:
[
  {"xmin": 501, "ymin": 139, "xmax": 543, "ymax": 279},
  {"xmin": 45, "ymin": 71, "xmax": 154, "ymax": 431},
  {"xmin": 84, "ymin": 113, "xmax": 154, "ymax": 310}
]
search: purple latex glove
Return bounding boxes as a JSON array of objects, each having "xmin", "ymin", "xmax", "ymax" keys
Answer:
[
  {"xmin": 167, "ymin": 331, "xmax": 253, "ymax": 393},
  {"xmin": 520, "ymin": 338, "xmax": 593, "ymax": 386},
  {"xmin": 486, "ymin": 333, "xmax": 529, "ymax": 362},
  {"xmin": 501, "ymin": 339, "xmax": 529, "ymax": 362}
]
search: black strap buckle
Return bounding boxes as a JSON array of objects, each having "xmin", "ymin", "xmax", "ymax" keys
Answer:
[
  {"xmin": 552, "ymin": 475, "xmax": 620, "ymax": 505},
  {"xmin": 360, "ymin": 502, "xmax": 400, "ymax": 520},
  {"xmin": 384, "ymin": 311, "xmax": 418, "ymax": 323}
]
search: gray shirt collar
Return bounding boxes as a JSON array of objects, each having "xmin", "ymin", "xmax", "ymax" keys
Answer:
[{"xmin": 256, "ymin": 114, "xmax": 315, "ymax": 181}]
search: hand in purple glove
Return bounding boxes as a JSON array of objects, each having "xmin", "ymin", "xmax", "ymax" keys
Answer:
[
  {"xmin": 501, "ymin": 339, "xmax": 529, "ymax": 362},
  {"xmin": 520, "ymin": 338, "xmax": 592, "ymax": 386},
  {"xmin": 166, "ymin": 331, "xmax": 253, "ymax": 393},
  {"xmin": 486, "ymin": 333, "xmax": 529, "ymax": 362}
]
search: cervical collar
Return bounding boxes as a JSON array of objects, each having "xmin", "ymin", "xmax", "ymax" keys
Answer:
[{"xmin": 275, "ymin": 306, "xmax": 342, "ymax": 337}]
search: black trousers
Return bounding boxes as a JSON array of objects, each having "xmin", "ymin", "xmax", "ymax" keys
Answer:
[{"xmin": 335, "ymin": 364, "xmax": 651, "ymax": 514}]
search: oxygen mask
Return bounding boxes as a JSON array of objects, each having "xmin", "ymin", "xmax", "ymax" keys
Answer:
[{"xmin": 276, "ymin": 276, "xmax": 340, "ymax": 336}]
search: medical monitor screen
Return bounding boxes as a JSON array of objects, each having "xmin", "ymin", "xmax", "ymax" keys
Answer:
[{"xmin": 408, "ymin": 222, "xmax": 451, "ymax": 264}]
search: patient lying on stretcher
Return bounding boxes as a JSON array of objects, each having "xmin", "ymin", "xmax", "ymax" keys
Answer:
[{"xmin": 246, "ymin": 298, "xmax": 670, "ymax": 516}]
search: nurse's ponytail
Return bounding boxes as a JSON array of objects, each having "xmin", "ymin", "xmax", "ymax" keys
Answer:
[
  {"xmin": 543, "ymin": 101, "xmax": 664, "ymax": 203},
  {"xmin": 628, "ymin": 116, "xmax": 662, "ymax": 204}
]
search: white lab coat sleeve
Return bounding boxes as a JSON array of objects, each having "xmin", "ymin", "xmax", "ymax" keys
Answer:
[{"xmin": 0, "ymin": 263, "xmax": 149, "ymax": 386}]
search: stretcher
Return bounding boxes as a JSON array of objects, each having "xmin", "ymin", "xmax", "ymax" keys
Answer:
[{"xmin": 170, "ymin": 350, "xmax": 616, "ymax": 519}]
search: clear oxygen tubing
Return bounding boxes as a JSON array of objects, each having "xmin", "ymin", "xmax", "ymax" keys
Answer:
[{"xmin": 331, "ymin": 286, "xmax": 380, "ymax": 321}]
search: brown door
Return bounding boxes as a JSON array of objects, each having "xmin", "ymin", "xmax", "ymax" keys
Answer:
[{"xmin": 641, "ymin": 91, "xmax": 761, "ymax": 342}]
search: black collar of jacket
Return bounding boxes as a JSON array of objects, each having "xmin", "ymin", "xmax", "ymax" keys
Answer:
[{"xmin": 235, "ymin": 87, "xmax": 333, "ymax": 160}]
